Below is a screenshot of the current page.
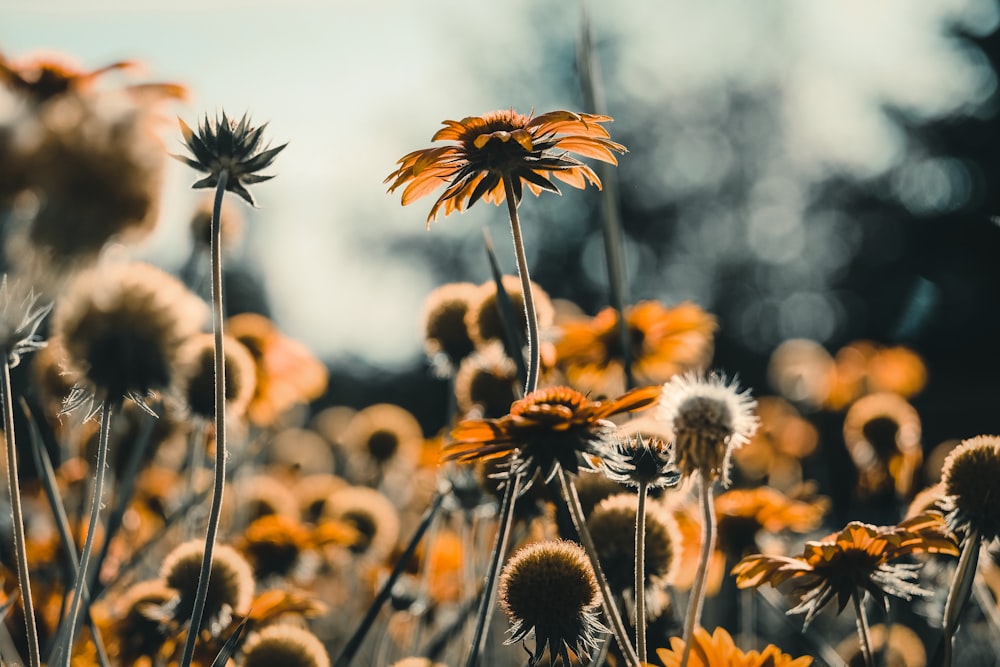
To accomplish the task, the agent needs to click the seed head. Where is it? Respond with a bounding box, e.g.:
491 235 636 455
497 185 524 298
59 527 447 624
941 435 1000 540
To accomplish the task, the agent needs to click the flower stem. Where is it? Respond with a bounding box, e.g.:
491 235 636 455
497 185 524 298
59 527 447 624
634 481 648 663
179 169 229 667
463 472 521 667
851 589 875 667
502 178 540 395
61 395 115 667
557 466 640 667
2 358 40 667
680 476 716 667
940 527 981 667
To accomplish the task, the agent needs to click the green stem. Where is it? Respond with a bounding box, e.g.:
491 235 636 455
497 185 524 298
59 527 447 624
557 466 640 667
941 527 981 667
634 481 648 663
463 472 521 667
852 590 874 667
680 476 716 667
179 169 229 667
3 359 39 667
61 396 115 667
502 178 539 395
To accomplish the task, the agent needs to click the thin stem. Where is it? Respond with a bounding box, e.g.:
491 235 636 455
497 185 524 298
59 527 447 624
333 489 447 667
634 481 648 663
557 466 640 667
852 590 875 667
3 359 40 667
179 169 229 667
680 476 716 667
502 178 539 395
940 527 981 667
61 396 115 667
463 472 521 667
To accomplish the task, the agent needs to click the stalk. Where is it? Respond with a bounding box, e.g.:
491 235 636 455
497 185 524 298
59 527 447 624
634 480 648 663
502 178 539 395
680 476 716 667
557 467 640 667
851 589 874 667
179 169 230 667
60 396 115 667
940 527 981 667
2 358 40 667
463 472 521 667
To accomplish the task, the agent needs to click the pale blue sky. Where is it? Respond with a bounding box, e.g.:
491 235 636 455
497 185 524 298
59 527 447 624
3 0 997 367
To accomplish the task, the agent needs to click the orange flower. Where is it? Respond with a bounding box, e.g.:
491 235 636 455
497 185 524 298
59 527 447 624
715 486 828 559
555 300 716 397
385 109 625 224
227 313 328 427
732 513 959 626
656 626 812 667
446 384 660 485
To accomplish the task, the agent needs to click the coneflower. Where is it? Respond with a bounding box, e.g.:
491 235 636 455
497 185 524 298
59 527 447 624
241 624 330 667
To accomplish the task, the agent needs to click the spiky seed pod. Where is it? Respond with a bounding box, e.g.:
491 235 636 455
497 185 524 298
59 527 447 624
602 431 680 490
498 539 606 665
54 261 207 406
940 435 1000 540
174 111 287 206
240 624 330 667
158 539 254 638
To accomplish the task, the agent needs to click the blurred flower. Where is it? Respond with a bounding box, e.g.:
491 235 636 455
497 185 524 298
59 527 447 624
658 372 759 486
420 281 478 377
732 514 959 626
422 529 464 605
227 313 328 427
322 485 400 563
466 275 555 352
447 384 661 488
340 402 423 487
0 275 51 367
238 514 311 580
453 341 519 419
656 626 812 667
732 396 818 490
714 486 828 560
385 109 625 224
240 624 330 667
229 473 300 525
940 435 1000 541
498 539 605 665
54 261 207 408
174 111 287 206
842 392 922 500
156 540 255 639
109 579 174 666
188 193 246 250
390 659 447 667
836 623 926 667
825 341 927 410
178 332 257 421
767 338 836 408
266 427 336 477
555 300 717 398
602 431 679 490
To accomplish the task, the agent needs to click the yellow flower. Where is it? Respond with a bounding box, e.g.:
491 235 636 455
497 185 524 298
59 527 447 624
656 626 812 667
386 109 625 224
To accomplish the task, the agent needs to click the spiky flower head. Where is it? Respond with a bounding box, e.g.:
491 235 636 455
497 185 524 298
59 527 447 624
602 429 680 490
499 539 606 665
174 111 286 206
241 624 330 667
940 435 1000 541
0 275 51 368
658 372 759 486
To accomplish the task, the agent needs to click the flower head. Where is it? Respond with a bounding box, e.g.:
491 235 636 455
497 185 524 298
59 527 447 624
178 332 257 420
0 275 51 367
453 342 519 419
322 485 400 562
940 435 1000 541
602 430 680 490
499 539 606 665
656 626 812 667
446 384 661 489
732 514 960 626
174 111 287 206
658 372 759 486
714 486 828 560
386 109 625 225
842 392 922 500
241 624 330 667
420 281 478 376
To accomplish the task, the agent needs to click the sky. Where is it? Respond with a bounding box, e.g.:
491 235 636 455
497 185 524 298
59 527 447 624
2 0 997 369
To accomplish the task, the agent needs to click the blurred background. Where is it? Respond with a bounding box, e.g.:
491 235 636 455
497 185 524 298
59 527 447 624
4 0 1000 478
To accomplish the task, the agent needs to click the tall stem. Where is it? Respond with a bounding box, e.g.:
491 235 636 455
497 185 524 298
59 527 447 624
502 178 539 395
463 472 521 667
680 476 716 667
940 527 981 667
3 358 40 667
851 590 874 667
634 481 648 663
557 467 640 667
61 396 114 667
179 169 229 667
